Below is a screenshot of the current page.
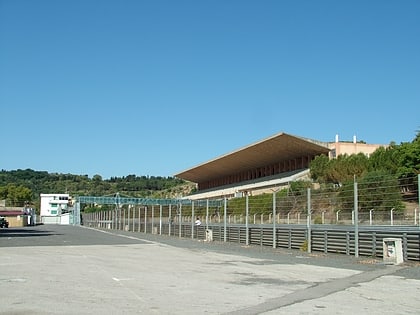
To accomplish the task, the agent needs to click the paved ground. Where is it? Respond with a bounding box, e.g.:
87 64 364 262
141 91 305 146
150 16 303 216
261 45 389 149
1 224 419 314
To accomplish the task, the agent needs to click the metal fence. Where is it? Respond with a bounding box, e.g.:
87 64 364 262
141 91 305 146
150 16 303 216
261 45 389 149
82 209 420 262
81 174 420 261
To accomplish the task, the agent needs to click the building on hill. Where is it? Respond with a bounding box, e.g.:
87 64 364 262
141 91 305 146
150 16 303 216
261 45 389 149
327 134 386 159
174 132 387 200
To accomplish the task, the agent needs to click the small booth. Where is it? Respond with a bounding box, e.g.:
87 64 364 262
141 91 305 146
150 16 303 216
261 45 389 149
383 238 404 265
205 229 213 242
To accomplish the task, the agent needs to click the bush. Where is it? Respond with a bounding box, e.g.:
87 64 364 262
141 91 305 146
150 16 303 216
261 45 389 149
314 216 323 224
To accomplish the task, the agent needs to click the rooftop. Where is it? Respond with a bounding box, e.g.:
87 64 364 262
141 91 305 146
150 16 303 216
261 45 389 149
175 132 330 183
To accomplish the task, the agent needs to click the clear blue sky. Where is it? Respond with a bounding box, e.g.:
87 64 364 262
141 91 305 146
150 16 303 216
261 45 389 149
1 0 419 179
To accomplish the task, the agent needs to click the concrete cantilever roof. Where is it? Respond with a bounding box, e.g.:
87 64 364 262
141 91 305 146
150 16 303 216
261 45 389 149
174 132 330 184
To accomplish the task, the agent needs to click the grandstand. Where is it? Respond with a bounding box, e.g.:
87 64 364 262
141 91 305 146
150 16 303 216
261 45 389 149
175 132 386 200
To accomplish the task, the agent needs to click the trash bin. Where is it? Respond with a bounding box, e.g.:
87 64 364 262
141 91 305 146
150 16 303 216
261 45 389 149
383 238 403 265
205 229 213 242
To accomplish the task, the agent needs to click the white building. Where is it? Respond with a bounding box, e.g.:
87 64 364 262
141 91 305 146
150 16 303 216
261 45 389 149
40 193 71 224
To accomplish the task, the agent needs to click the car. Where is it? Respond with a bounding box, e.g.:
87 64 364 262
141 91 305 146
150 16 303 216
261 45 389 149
0 217 9 228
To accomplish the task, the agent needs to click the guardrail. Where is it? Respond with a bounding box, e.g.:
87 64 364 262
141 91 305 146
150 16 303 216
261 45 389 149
83 212 420 261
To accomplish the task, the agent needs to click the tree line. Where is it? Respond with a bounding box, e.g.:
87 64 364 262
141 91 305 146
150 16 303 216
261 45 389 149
310 132 420 185
0 170 189 209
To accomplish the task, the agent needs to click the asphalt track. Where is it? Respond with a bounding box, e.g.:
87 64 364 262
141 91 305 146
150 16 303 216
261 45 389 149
1 224 419 314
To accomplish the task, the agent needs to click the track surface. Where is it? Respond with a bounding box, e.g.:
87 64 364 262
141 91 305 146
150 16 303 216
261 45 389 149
1 224 419 314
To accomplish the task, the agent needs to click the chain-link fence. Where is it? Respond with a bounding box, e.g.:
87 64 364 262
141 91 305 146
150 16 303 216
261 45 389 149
82 175 420 261
225 174 420 226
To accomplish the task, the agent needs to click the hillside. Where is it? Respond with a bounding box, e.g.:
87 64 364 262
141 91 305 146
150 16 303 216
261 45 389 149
0 169 195 207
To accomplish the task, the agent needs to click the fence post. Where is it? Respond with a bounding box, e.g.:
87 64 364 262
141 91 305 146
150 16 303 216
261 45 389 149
116 208 120 230
418 174 420 225
346 231 350 255
127 206 130 231
403 233 408 261
372 232 377 257
272 191 276 248
246 193 249 246
123 208 126 231
138 206 141 232
391 208 394 226
178 203 182 238
117 208 121 230
159 205 163 235
113 210 115 229
206 199 209 230
131 206 135 231
191 201 195 239
144 206 147 234
151 205 155 234
324 230 328 254
307 188 311 253
354 176 359 258
168 204 172 236
110 209 113 229
223 197 227 242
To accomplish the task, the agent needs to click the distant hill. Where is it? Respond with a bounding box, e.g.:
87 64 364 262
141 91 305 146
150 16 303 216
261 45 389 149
0 169 195 207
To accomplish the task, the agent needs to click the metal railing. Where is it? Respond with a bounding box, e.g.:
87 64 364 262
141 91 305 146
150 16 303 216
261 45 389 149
81 174 420 261
83 211 420 262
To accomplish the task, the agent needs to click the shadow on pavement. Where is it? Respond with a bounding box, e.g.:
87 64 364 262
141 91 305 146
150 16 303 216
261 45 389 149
0 227 60 238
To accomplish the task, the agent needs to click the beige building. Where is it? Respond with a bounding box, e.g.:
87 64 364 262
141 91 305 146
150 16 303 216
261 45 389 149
327 134 387 159
0 206 31 227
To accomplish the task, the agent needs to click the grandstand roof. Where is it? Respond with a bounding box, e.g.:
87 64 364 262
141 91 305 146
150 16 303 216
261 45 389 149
175 132 330 183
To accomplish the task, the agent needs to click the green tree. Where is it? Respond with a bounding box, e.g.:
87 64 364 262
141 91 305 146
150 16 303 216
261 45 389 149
368 145 399 174
337 172 403 214
310 155 329 183
395 141 420 178
310 153 369 185
0 184 33 206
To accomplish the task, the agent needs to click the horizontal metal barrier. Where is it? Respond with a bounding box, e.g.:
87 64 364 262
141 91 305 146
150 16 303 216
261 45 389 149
83 212 420 261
